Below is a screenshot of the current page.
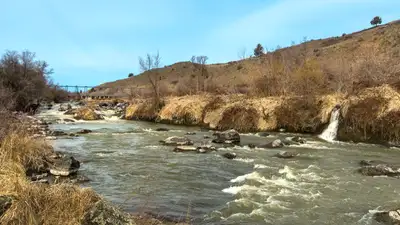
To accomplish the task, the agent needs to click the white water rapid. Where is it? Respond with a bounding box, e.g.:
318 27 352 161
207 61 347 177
319 108 340 142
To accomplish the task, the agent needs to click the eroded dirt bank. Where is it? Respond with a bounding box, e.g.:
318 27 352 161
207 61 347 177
124 85 400 146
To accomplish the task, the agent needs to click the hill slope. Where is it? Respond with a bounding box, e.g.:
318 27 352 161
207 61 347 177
91 20 400 97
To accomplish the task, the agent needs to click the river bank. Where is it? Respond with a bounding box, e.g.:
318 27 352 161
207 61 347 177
0 112 190 225
122 85 400 147
27 95 400 225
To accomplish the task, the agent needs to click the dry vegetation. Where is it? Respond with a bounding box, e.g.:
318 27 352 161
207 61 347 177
0 129 100 225
92 20 400 99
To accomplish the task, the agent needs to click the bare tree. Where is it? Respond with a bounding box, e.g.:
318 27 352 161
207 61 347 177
190 55 208 93
237 47 247 60
139 51 162 108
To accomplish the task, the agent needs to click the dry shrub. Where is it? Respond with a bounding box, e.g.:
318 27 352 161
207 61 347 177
126 99 165 121
291 59 328 96
175 79 196 96
0 173 99 225
216 105 259 132
254 76 283 96
338 96 392 143
0 130 52 171
275 96 324 133
0 132 100 225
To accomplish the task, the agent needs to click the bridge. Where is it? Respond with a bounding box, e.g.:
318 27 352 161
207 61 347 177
58 85 119 100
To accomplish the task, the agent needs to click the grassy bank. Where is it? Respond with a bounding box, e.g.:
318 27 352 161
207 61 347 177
125 85 400 145
0 125 189 224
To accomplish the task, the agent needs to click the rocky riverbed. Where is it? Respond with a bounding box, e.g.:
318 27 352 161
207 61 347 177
25 101 400 225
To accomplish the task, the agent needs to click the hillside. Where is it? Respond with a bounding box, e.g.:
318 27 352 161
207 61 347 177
90 20 400 97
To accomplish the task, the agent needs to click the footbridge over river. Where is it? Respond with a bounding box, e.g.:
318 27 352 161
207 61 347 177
59 85 122 100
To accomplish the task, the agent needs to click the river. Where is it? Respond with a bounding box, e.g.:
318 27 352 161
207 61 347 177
37 104 400 225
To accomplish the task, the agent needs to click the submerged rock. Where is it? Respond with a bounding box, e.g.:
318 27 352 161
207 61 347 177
186 132 196 135
375 209 400 225
222 152 237 159
173 146 197 152
64 108 78 115
197 144 217 153
160 136 194 146
77 129 93 134
48 130 68 136
82 200 135 225
155 128 169 132
257 132 270 137
275 151 298 159
291 136 306 144
63 118 76 123
49 156 80 176
358 165 400 177
259 139 284 149
212 129 240 144
358 160 400 177
58 103 72 112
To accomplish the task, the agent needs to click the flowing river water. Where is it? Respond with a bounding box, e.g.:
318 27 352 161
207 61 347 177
37 104 400 225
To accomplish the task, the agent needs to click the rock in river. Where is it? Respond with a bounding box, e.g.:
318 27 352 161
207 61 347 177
275 151 298 159
160 136 194 146
82 200 135 225
49 156 80 176
222 152 237 159
212 129 240 144
358 160 400 177
77 129 93 134
173 146 197 152
375 209 400 225
155 128 169 132
259 139 284 149
58 103 72 112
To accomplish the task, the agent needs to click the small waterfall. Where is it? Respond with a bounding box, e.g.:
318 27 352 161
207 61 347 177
319 108 340 142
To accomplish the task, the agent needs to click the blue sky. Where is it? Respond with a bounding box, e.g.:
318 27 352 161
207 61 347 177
1 0 399 86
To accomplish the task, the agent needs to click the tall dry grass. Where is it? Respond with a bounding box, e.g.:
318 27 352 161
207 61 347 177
0 131 100 225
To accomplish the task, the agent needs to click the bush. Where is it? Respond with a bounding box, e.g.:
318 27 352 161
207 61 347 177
275 96 324 133
217 105 259 132
0 50 54 111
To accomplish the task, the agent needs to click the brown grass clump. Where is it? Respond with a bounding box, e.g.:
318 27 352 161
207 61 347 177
0 132 101 225
338 85 400 144
0 130 52 171
216 105 259 132
275 96 324 133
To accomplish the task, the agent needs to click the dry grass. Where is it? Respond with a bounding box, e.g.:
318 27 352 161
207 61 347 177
275 96 325 133
216 105 259 132
0 131 100 225
0 130 52 171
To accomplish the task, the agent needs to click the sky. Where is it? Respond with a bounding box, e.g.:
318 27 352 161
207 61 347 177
1 0 399 86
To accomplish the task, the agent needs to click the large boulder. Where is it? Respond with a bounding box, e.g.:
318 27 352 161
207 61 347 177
49 156 80 176
160 136 193 146
74 107 103 120
212 129 240 144
358 165 400 177
82 200 136 225
59 103 72 112
375 209 400 225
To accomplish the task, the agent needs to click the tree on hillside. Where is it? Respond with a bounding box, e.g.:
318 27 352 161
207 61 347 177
138 51 162 108
190 55 209 93
128 73 134 77
370 16 382 26
254 44 265 57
